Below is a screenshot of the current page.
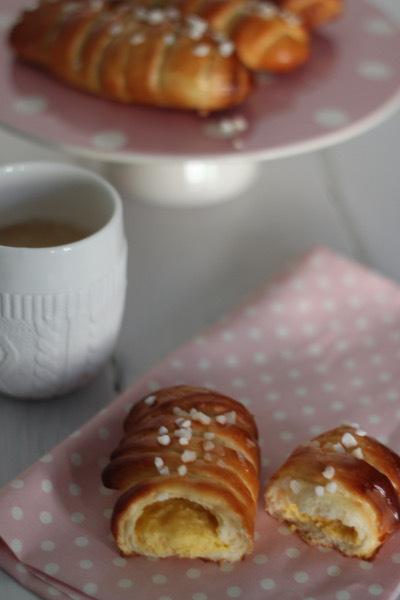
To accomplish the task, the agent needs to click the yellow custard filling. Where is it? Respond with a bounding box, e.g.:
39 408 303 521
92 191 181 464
136 498 228 557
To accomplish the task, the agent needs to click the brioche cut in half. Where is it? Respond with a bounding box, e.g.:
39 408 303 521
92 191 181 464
265 424 400 559
102 385 260 562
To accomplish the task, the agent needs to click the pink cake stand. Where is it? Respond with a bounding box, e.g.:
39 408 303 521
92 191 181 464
1 0 400 205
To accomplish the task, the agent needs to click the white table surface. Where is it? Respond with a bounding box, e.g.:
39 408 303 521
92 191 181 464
1 1 400 598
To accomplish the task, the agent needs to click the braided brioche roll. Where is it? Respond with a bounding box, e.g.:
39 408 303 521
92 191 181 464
102 385 260 562
265 424 400 559
276 0 343 29
9 0 251 111
126 0 311 73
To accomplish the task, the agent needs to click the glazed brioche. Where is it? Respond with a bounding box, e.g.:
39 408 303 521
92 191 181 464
9 0 251 111
102 385 260 562
127 0 311 73
276 0 343 29
265 425 400 559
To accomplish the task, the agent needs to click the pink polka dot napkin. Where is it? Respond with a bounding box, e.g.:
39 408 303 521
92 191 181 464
1 247 400 600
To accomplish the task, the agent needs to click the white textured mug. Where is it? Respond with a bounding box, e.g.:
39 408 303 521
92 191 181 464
0 162 127 399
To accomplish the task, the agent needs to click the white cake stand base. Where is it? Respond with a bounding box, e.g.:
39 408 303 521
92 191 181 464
79 159 259 207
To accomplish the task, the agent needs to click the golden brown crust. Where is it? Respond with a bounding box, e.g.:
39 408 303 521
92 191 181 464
264 425 400 559
9 1 252 111
276 0 344 29
103 385 260 561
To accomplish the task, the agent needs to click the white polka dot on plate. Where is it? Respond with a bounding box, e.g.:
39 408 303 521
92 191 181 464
302 405 315 415
41 540 55 552
359 560 373 570
0 12 14 29
225 355 239 368
39 511 53 524
47 587 61 597
41 480 53 493
13 96 48 115
10 539 23 553
198 358 211 370
83 583 98 595
103 508 113 519
74 536 89 547
336 592 351 600
70 452 82 466
315 108 349 128
273 410 286 421
10 479 24 489
327 565 341 577
391 553 400 564
294 571 309 583
113 557 127 567
69 483 81 496
152 574 167 584
79 560 93 570
44 563 60 576
220 562 235 572
118 578 133 588
192 594 208 600
279 431 294 442
260 578 275 590
186 568 201 579
16 564 27 574
92 130 127 151
358 61 393 81
11 506 23 520
286 547 300 558
278 525 291 536
227 586 242 598
71 512 85 524
364 17 394 35
368 584 383 596
253 553 268 564
368 415 381 425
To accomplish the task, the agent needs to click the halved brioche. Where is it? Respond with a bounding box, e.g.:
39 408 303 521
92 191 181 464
103 385 260 562
265 425 400 559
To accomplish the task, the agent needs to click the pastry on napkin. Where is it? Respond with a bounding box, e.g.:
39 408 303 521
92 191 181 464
1 248 400 600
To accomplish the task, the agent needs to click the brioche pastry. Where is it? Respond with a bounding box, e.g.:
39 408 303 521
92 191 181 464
9 0 252 111
265 424 400 559
102 385 260 562
276 0 343 29
124 0 311 73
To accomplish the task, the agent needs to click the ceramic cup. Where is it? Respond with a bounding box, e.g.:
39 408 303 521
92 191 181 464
0 162 127 399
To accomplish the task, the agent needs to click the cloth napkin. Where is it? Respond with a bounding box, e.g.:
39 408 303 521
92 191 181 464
1 247 400 600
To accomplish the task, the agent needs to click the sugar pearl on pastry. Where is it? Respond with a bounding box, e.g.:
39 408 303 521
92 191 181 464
204 432 215 440
315 485 325 497
144 394 156 406
110 23 123 35
216 415 227 425
164 33 176 46
333 443 345 453
352 447 364 459
193 44 210 57
181 450 197 463
356 429 367 437
178 465 188 476
182 419 192 428
190 409 211 425
204 453 213 461
158 426 168 435
179 437 189 446
281 10 301 26
154 457 164 468
326 481 338 493
322 466 335 480
159 465 170 475
289 479 302 495
157 434 171 446
165 6 180 20
203 441 215 451
219 40 234 57
225 411 237 425
147 9 165 24
341 432 357 448
217 459 226 467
